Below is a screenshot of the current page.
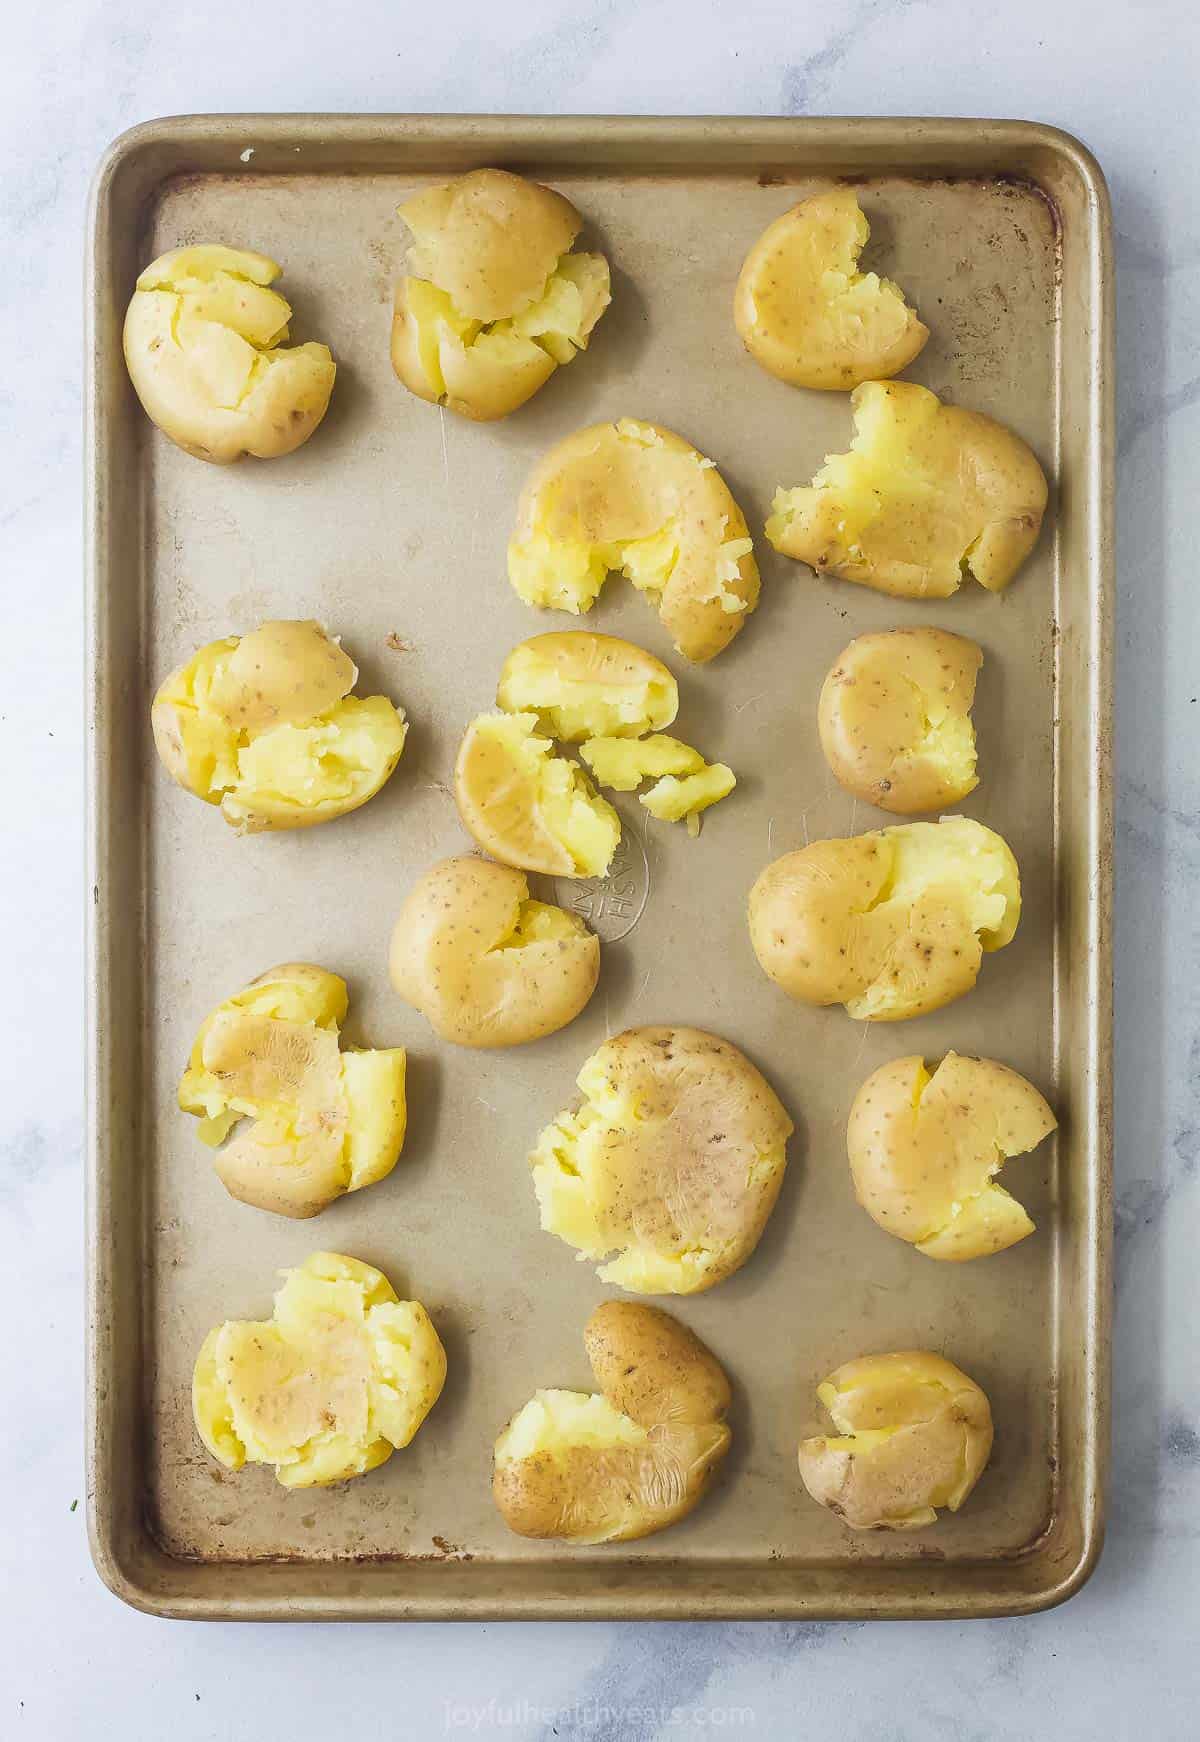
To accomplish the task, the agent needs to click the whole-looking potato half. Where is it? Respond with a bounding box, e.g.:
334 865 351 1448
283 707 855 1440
797 1350 994 1530
766 380 1048 598
734 188 928 390
178 963 408 1218
530 1026 793 1293
848 1052 1057 1260
150 619 408 833
507 418 760 663
123 244 336 463
817 627 983 814
389 855 600 1048
747 814 1021 1021
493 1300 732 1543
193 1251 446 1488
391 168 611 421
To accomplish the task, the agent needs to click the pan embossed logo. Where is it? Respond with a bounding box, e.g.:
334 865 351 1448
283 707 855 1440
555 831 649 942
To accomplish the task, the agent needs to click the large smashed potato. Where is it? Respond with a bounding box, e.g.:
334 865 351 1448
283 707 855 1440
193 1251 445 1488
179 963 407 1219
123 245 335 464
507 419 759 663
734 189 928 390
767 381 1048 598
391 168 610 421
389 856 599 1048
151 620 408 833
530 1026 793 1294
849 1052 1056 1260
748 815 1020 1021
496 632 679 741
454 713 621 878
818 628 983 814
493 1301 731 1543
797 1351 993 1530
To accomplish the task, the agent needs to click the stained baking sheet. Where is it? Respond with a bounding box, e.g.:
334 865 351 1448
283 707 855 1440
86 115 1112 1619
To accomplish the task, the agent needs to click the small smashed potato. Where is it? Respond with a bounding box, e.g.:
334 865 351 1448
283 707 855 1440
748 815 1020 1021
530 1026 793 1294
818 628 983 814
391 168 610 420
193 1251 445 1489
734 189 928 390
179 963 407 1219
580 736 736 836
389 856 599 1048
508 419 759 663
493 1301 731 1542
123 245 335 463
454 713 621 879
766 381 1048 598
496 632 678 741
797 1351 993 1530
151 619 408 833
848 1052 1056 1260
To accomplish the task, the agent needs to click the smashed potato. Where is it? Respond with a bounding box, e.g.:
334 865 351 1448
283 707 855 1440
151 620 408 833
123 245 335 463
579 736 736 836
530 1026 792 1294
748 815 1020 1021
848 1052 1056 1261
734 189 928 390
391 168 610 420
453 713 621 879
389 856 599 1048
818 628 983 814
508 419 759 663
179 963 407 1218
496 632 678 741
766 381 1048 598
797 1351 993 1530
493 1301 731 1542
193 1251 445 1488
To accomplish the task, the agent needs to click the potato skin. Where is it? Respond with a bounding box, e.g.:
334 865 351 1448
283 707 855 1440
817 628 982 814
734 189 928 390
848 1052 1056 1260
508 419 759 663
492 1301 732 1543
389 856 599 1048
798 1351 993 1530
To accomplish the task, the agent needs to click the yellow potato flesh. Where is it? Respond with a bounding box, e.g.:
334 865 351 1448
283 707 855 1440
495 1389 647 1465
152 624 407 833
495 632 679 741
766 381 1048 598
579 734 706 791
640 763 737 836
734 188 928 390
453 713 621 878
193 1252 446 1488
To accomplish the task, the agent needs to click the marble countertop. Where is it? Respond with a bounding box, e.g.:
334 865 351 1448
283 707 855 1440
2 0 1197 1735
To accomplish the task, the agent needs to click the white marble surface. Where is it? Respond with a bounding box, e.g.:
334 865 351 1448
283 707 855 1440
2 0 1197 1735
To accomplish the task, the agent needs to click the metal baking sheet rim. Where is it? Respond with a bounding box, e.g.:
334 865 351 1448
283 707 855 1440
85 113 1114 1621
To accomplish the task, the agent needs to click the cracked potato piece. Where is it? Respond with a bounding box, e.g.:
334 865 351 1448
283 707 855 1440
391 168 610 420
798 1351 993 1530
734 189 928 390
493 1300 731 1542
508 419 759 663
193 1251 446 1488
766 381 1048 598
496 632 679 742
579 736 736 836
530 1026 793 1294
179 963 407 1218
748 815 1020 1021
151 620 408 833
123 245 335 463
818 627 982 814
848 1052 1056 1260
453 713 621 879
389 855 599 1048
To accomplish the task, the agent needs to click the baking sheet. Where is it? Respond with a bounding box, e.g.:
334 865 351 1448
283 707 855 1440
86 115 1112 1619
